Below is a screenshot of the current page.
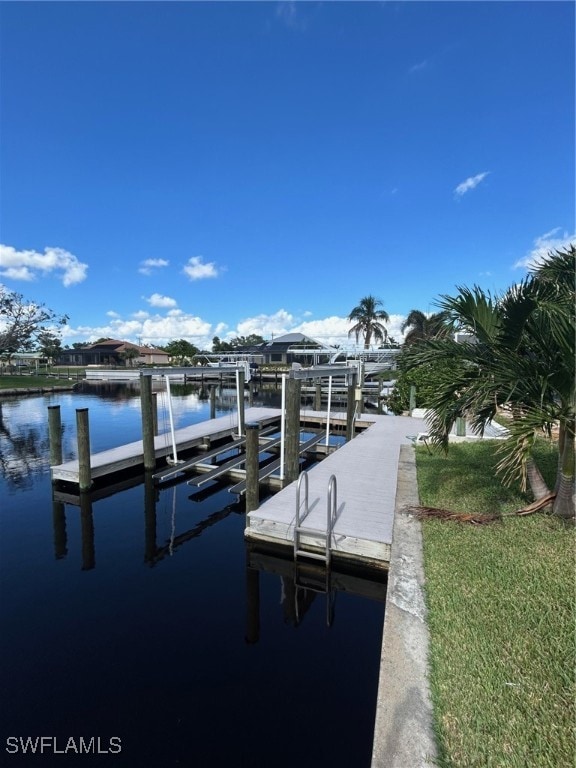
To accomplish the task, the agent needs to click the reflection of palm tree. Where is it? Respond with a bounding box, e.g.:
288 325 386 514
401 309 450 345
348 296 390 349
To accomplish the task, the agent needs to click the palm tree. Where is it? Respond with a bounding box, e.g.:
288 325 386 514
348 295 390 349
403 245 575 518
401 309 451 345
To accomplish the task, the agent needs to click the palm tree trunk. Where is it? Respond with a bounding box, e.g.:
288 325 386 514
526 457 552 500
553 417 575 519
554 422 565 494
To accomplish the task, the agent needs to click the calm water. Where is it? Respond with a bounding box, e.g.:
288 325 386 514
0 383 385 767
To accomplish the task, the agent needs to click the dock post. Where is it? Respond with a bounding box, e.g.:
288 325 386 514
285 377 301 483
76 408 92 491
314 381 322 411
140 374 156 471
210 384 217 419
245 422 260 514
48 405 63 466
79 491 95 570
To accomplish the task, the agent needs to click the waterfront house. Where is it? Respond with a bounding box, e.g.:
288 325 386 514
57 340 170 367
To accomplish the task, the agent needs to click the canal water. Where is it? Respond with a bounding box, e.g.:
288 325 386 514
0 383 386 767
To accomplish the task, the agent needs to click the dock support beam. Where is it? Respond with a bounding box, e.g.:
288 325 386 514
76 408 92 491
140 375 156 471
48 405 62 467
285 377 301 483
245 422 260 514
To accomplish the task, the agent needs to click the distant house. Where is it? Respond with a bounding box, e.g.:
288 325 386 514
259 333 336 366
57 340 170 367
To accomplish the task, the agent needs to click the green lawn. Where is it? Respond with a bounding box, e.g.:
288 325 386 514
0 372 80 389
415 441 575 768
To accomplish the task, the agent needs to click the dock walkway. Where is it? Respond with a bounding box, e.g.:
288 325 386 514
245 413 426 566
51 407 283 484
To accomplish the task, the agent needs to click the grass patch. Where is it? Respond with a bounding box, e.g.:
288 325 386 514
416 441 575 768
0 374 78 389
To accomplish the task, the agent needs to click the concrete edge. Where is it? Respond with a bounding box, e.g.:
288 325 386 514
371 444 438 767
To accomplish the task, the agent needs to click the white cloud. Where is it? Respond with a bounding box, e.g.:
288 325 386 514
132 310 149 320
0 244 88 286
63 311 213 349
409 60 428 74
514 228 576 270
106 311 120 318
454 172 490 197
182 256 219 281
293 313 407 348
236 310 295 339
276 1 306 30
138 258 169 275
145 293 177 308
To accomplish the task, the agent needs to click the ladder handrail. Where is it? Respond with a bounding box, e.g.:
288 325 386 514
294 471 337 567
326 474 337 566
294 471 309 558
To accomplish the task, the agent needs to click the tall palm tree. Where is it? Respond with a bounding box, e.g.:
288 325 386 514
401 309 451 345
348 295 390 349
403 245 575 518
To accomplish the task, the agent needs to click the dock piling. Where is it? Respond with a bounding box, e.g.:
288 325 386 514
140 375 156 471
245 422 260 514
48 405 63 466
285 377 301 482
76 408 92 491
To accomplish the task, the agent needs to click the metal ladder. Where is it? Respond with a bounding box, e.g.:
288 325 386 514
294 471 337 567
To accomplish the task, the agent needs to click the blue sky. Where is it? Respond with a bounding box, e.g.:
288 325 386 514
1 1 574 350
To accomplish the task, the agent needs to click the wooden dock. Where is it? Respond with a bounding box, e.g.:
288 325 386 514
245 413 427 567
50 407 283 484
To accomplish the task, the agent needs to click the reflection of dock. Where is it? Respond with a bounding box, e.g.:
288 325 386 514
245 544 387 641
245 414 426 567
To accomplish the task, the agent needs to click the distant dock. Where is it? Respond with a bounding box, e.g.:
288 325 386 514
50 407 283 484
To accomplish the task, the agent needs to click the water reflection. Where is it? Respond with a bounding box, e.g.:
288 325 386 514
0 401 51 490
1 383 384 768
